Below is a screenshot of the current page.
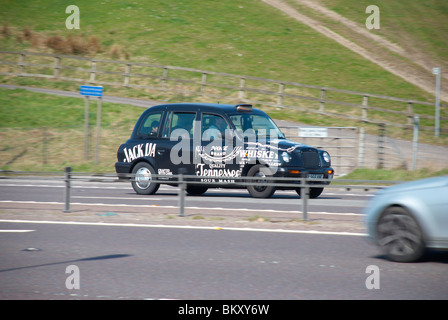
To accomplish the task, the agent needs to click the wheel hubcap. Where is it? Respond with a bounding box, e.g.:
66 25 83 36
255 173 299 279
135 167 152 189
254 171 267 192
377 213 422 257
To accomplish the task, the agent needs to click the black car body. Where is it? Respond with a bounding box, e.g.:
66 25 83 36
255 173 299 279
115 103 334 198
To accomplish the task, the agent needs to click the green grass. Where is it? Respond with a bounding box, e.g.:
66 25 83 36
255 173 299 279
0 88 145 172
0 0 438 100
339 168 448 181
320 0 448 67
1 1 447 173
1 0 446 144
0 88 142 129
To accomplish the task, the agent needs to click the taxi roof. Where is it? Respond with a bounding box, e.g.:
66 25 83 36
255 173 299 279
145 103 262 114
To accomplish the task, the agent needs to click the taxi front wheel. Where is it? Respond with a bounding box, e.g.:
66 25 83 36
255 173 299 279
246 164 276 198
296 187 324 199
131 162 160 195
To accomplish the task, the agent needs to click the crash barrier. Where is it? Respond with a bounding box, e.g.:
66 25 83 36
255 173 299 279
0 168 402 221
1 50 447 133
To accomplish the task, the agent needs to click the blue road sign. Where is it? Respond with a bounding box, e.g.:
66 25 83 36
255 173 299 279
80 85 103 97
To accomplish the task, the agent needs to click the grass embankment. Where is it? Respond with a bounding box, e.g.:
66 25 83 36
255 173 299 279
318 0 448 68
1 0 446 138
0 0 437 97
339 168 448 182
0 88 143 172
1 1 447 173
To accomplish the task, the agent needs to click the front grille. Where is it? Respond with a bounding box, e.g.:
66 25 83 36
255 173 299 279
302 150 321 168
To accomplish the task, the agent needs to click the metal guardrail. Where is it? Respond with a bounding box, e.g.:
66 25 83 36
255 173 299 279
0 169 401 221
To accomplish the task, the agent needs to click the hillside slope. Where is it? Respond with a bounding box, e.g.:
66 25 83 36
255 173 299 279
264 0 448 101
0 0 442 102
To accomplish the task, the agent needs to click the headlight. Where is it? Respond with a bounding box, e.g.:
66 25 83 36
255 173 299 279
281 152 291 163
323 152 330 163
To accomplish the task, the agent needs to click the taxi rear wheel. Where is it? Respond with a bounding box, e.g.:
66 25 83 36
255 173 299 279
186 185 208 195
131 162 160 195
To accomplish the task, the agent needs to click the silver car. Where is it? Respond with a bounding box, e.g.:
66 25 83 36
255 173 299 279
364 175 448 262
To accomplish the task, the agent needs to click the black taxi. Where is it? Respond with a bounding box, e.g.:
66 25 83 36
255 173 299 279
115 103 334 198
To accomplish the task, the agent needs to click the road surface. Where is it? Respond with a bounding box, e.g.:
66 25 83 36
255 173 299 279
1 178 447 301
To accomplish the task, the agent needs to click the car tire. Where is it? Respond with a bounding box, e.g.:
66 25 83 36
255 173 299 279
376 206 425 262
186 185 208 196
131 162 160 195
246 164 276 198
295 187 324 199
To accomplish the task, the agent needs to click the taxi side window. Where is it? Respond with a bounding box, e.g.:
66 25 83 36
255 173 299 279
202 114 229 140
162 112 196 138
137 112 162 139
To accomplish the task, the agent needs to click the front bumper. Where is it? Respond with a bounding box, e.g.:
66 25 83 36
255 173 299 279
273 166 334 183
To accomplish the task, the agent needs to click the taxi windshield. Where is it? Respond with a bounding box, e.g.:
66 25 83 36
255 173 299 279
229 113 285 139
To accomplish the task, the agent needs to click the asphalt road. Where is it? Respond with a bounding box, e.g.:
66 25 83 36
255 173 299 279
1 178 448 301
0 220 447 301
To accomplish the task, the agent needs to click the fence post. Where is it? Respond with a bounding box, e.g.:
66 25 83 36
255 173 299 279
19 52 25 75
407 102 414 125
238 77 246 101
362 96 369 121
412 115 419 170
89 60 97 83
161 67 169 90
63 167 72 213
95 97 102 164
53 56 61 79
319 89 326 113
42 126 48 165
358 127 365 168
377 123 385 169
201 72 207 96
277 83 284 108
124 63 131 87
84 96 90 160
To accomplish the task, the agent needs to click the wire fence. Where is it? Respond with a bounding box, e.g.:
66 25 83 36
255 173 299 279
1 50 447 133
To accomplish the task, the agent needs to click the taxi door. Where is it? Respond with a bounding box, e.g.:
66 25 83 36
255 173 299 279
196 112 242 183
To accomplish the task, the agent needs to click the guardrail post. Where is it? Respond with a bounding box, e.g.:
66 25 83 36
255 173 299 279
301 179 309 221
63 167 72 213
178 170 186 217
